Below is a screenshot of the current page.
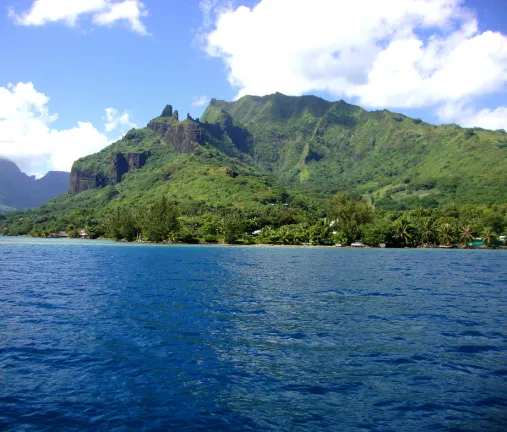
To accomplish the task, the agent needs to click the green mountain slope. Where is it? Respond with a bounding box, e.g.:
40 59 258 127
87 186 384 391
4 92 507 235
201 93 507 207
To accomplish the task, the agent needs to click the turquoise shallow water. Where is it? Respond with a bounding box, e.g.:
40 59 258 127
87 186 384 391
1 237 507 431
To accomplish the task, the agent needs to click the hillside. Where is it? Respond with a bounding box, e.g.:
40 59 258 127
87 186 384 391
201 93 507 208
2 94 507 240
0 158 70 212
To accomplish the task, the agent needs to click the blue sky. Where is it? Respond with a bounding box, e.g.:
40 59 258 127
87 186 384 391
0 0 506 176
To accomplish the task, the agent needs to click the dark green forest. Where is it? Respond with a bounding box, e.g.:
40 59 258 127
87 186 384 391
3 193 506 247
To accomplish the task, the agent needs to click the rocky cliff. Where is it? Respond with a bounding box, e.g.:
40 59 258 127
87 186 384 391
70 151 148 194
147 119 203 153
69 168 108 194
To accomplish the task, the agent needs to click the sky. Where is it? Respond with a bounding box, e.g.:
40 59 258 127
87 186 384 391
0 0 506 177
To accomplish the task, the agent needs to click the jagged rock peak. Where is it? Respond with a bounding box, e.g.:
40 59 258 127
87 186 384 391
161 105 173 117
173 110 179 121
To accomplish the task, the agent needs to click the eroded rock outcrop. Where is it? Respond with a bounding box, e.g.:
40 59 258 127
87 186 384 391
69 169 108 194
110 152 129 184
148 119 203 153
225 167 238 178
70 151 148 194
128 152 147 170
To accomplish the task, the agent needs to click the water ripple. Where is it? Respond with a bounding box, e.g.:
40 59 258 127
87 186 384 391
1 238 507 431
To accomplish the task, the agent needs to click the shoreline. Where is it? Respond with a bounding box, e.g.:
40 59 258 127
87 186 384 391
1 235 506 250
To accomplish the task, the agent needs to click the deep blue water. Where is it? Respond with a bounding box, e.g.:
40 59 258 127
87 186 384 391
1 237 507 431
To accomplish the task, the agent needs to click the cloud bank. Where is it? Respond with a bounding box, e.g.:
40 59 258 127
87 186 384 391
202 0 507 130
0 82 135 177
9 0 148 35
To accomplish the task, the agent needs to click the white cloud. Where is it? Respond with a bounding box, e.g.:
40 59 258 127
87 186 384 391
202 0 507 130
438 103 507 131
9 0 148 35
192 95 210 107
0 82 132 177
104 107 136 133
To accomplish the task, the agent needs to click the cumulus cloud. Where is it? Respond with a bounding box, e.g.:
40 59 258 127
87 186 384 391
202 0 507 129
9 0 148 35
0 82 134 177
192 95 210 107
438 103 507 131
104 108 136 133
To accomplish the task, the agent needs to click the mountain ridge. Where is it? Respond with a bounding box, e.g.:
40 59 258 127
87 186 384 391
4 92 507 225
0 158 70 212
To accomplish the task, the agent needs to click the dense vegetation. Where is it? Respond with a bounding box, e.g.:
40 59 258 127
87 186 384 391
203 94 507 207
2 93 506 246
2 193 506 247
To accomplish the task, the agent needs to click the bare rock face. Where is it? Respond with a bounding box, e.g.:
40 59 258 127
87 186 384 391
69 169 107 194
110 152 129 184
148 119 203 153
111 152 149 183
161 105 173 117
70 151 148 194
225 167 239 178
127 152 147 170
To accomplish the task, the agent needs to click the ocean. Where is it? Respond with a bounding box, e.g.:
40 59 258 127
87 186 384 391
1 237 506 431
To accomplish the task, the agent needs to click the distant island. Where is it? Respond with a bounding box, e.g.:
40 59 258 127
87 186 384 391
1 93 506 247
0 158 69 212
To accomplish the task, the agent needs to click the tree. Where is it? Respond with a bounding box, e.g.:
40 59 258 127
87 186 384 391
106 206 137 241
362 217 392 246
393 218 413 246
258 226 277 244
482 228 497 247
68 228 80 238
458 224 474 245
142 197 179 242
309 219 334 245
327 192 372 244
85 222 104 239
419 218 436 244
220 213 244 244
439 222 455 245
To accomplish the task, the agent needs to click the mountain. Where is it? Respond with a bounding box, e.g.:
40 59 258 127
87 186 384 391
201 93 507 206
0 158 70 212
6 93 507 223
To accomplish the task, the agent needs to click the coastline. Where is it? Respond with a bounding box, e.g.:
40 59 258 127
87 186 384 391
1 235 505 250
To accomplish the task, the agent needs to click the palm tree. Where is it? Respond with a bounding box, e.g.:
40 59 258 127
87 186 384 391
420 218 436 244
458 224 474 246
439 223 454 245
394 218 413 246
482 228 497 248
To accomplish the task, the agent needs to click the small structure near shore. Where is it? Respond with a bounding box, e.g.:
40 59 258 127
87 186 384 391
47 231 68 238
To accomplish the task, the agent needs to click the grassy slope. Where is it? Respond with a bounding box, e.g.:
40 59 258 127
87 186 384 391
203 93 507 207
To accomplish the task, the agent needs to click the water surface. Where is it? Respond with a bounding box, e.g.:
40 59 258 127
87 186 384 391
1 238 506 431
